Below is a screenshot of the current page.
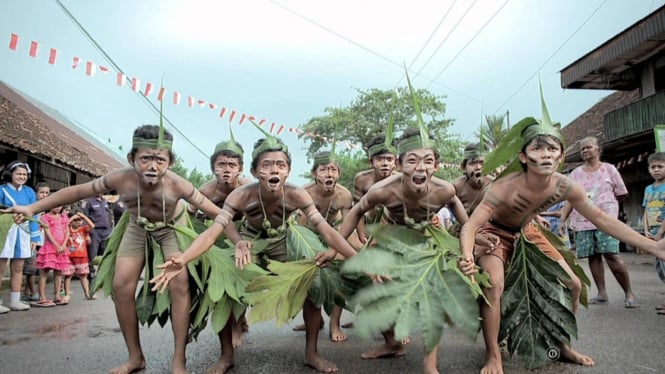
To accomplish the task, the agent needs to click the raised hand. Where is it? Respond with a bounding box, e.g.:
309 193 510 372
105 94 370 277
150 255 187 293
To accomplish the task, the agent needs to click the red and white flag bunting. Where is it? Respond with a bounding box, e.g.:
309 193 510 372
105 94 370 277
144 82 153 96
130 78 140 92
85 61 96 77
9 33 18 50
29 41 38 58
116 72 125 86
6 32 342 146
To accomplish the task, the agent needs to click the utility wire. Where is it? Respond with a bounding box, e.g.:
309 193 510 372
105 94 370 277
269 0 499 109
54 0 208 159
426 0 511 89
394 0 458 88
414 0 478 79
493 0 608 114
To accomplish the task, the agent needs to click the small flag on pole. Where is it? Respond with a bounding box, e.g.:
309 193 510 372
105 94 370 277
276 125 285 135
187 96 194 107
219 107 226 119
157 87 166 101
173 91 182 105
229 110 236 123
72 56 81 69
116 72 125 86
238 114 246 125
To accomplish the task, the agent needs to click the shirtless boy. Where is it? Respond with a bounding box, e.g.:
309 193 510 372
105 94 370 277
188 140 253 364
151 137 358 373
339 128 468 373
452 143 493 214
299 151 354 342
353 134 397 243
459 120 665 374
6 125 223 374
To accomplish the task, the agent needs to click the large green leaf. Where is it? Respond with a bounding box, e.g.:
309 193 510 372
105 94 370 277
92 211 130 296
285 223 344 314
0 214 15 248
500 233 578 369
245 259 318 326
342 223 487 353
482 116 538 177
537 225 591 308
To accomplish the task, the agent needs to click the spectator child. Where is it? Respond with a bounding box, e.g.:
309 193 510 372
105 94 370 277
22 182 49 302
67 209 96 300
642 152 665 315
35 206 70 307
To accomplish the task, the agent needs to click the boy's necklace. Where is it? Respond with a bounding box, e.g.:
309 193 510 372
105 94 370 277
258 185 286 237
401 176 430 230
136 182 167 231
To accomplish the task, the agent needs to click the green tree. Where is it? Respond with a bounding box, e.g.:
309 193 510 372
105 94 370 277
476 113 508 150
170 156 212 189
299 86 464 184
299 149 367 192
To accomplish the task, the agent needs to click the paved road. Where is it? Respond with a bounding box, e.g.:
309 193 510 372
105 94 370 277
1 253 664 374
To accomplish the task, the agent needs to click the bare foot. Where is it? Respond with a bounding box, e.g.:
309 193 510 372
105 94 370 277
560 345 594 366
480 355 503 374
401 336 411 345
305 353 338 373
361 342 406 359
423 355 439 374
206 357 234 374
329 325 347 342
109 358 146 374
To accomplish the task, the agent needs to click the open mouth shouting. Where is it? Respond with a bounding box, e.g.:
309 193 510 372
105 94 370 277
411 174 428 189
267 176 282 190
143 172 160 185
323 179 335 190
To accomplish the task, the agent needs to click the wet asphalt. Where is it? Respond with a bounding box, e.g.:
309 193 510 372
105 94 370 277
1 252 664 374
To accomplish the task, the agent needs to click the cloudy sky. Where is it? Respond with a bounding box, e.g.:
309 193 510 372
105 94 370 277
1 0 663 183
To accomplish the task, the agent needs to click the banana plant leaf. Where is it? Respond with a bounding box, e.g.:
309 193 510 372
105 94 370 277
536 224 591 308
245 259 319 326
341 223 489 353
499 232 577 369
92 211 130 296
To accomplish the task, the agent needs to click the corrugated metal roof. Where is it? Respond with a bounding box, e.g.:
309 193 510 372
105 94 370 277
0 81 125 176
561 4 665 90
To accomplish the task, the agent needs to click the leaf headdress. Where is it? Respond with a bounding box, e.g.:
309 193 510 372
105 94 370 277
249 119 289 162
212 122 244 158
397 70 434 156
482 80 564 178
132 85 173 151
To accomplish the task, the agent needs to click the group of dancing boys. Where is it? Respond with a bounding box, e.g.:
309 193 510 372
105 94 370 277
5 106 665 374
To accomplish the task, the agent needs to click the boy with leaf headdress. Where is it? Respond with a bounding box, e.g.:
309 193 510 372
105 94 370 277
339 124 472 373
452 143 494 215
5 123 223 374
151 132 358 373
458 86 665 373
353 133 397 243
297 148 355 342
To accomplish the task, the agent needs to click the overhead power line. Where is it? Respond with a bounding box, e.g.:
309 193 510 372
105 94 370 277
269 0 499 109
493 0 608 114
54 0 207 160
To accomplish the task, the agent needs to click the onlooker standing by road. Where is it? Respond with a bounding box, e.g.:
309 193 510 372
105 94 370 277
35 206 70 306
22 182 50 302
641 152 665 314
0 161 41 313
81 194 112 279
561 136 638 308
66 209 96 300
